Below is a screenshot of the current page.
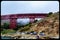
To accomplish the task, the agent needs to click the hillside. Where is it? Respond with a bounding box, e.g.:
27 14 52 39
16 12 59 37
29 12 59 37
18 12 59 38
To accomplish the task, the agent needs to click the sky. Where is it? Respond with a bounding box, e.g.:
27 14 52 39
1 1 59 15
1 1 59 25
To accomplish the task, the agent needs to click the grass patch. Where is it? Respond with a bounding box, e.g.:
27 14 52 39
1 29 16 34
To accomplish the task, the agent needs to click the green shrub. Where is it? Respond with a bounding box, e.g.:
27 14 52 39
30 31 34 33
3 23 9 29
1 29 16 34
19 26 30 32
49 12 53 15
47 12 53 17
34 20 38 23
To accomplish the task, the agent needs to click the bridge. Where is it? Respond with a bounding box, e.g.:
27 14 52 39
1 13 48 29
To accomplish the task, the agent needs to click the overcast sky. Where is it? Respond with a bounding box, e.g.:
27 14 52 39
1 1 59 15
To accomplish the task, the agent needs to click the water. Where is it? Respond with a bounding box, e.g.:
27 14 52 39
1 32 22 39
1 36 12 39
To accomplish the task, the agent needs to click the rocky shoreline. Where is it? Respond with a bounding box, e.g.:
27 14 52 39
1 32 59 39
1 34 36 39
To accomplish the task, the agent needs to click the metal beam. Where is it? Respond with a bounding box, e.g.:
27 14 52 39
1 13 48 29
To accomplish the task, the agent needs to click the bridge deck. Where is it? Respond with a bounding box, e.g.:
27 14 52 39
1 14 48 20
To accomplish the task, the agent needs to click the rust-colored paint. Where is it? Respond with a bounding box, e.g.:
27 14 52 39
1 13 48 29
9 18 17 29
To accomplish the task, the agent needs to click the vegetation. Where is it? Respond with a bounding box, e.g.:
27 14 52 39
17 22 32 32
1 29 16 34
47 12 53 17
14 22 31 31
1 23 9 29
27 12 59 37
1 12 59 39
20 27 30 32
34 20 38 23
1 23 10 31
30 31 34 33
18 20 38 32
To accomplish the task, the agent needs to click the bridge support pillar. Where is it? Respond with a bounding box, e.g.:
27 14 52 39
29 18 35 23
9 18 17 29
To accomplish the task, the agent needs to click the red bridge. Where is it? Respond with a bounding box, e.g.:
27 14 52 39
1 13 48 29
